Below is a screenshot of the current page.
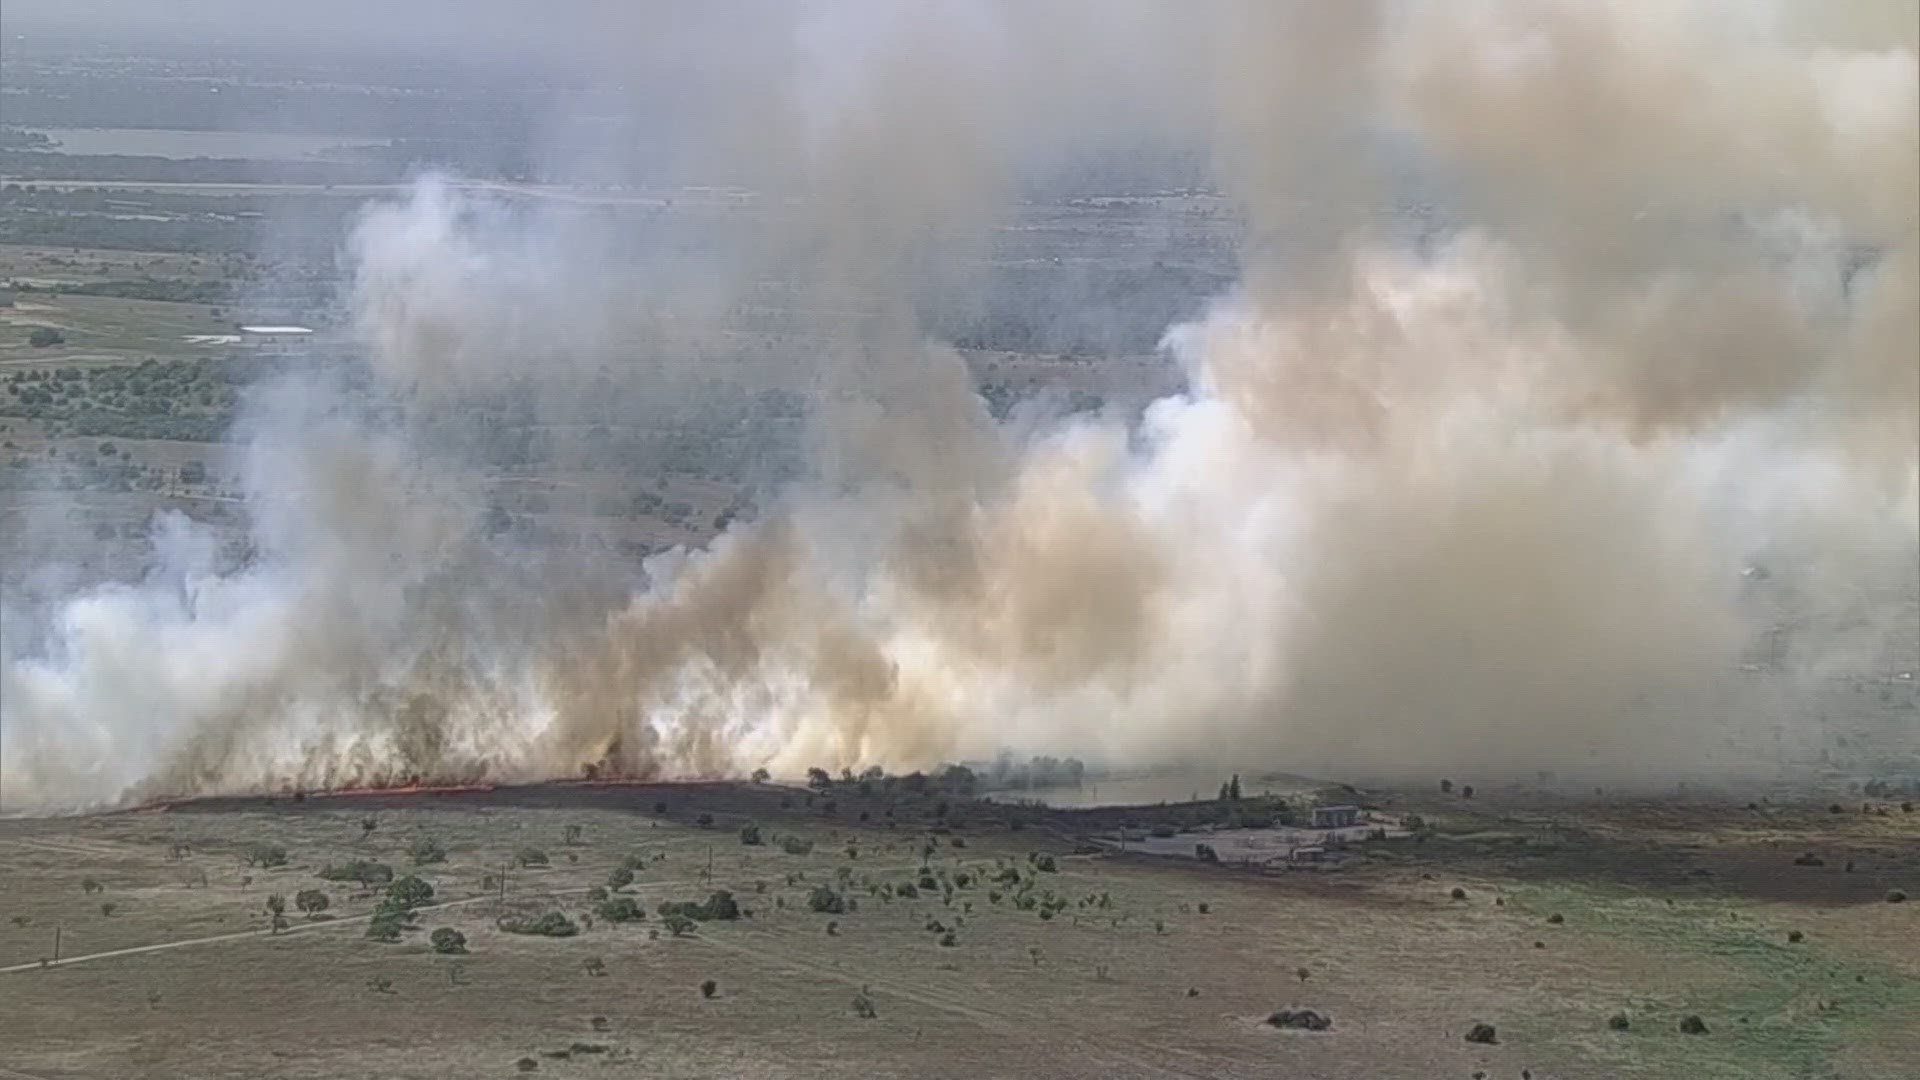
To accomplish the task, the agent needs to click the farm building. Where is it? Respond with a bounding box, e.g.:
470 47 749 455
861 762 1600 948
238 325 315 349
1310 805 1360 829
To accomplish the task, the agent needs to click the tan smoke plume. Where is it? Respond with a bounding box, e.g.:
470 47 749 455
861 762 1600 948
2 1 1914 810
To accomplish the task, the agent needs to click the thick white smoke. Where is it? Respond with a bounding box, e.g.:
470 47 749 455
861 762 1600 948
2 1 1914 810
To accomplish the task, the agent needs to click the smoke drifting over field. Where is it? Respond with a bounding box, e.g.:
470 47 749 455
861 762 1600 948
3 1 1915 809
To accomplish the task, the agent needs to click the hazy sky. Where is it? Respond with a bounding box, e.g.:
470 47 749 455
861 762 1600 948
3 0 769 58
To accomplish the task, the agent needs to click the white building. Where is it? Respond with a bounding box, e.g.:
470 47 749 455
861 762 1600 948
238 325 315 349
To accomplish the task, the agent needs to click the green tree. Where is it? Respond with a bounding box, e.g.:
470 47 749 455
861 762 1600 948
386 875 434 910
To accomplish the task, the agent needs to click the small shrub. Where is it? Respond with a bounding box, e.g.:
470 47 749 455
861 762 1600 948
1031 853 1058 873
366 913 404 942
700 979 718 999
781 836 814 856
1450 887 1467 901
81 878 103 895
739 824 763 846
1787 930 1804 943
99 902 117 917
295 889 329 917
562 825 583 846
1887 890 1907 904
1197 902 1211 915
826 921 839 936
596 896 645 923
430 927 468 954
319 860 392 885
1194 843 1219 864
246 844 290 869
657 891 740 923
516 1056 539 1072
1607 1012 1631 1031
583 957 607 977
750 767 771 783
1464 1023 1498 1045
1546 913 1565 924
1679 1015 1708 1035
808 885 846 914
852 992 877 1018
664 914 696 936
939 931 957 948
516 848 550 868
1296 966 1311 983
498 912 579 937
607 865 635 891
367 975 395 995
696 813 714 828
409 837 448 865
386 875 435 910
1792 852 1825 867
1266 1008 1332 1031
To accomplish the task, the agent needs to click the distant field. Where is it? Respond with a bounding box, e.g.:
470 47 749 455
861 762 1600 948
0 292 231 363
24 128 380 162
0 781 1913 1079
0 245 241 285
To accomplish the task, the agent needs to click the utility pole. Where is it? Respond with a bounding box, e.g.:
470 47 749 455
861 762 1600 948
704 845 713 884
52 924 62 963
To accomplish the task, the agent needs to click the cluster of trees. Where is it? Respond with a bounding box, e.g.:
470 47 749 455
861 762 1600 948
979 755 1088 791
318 859 394 886
0 128 56 150
49 279 234 304
804 763 986 799
0 207 259 255
3 359 242 442
498 912 579 937
365 875 435 942
0 150 395 186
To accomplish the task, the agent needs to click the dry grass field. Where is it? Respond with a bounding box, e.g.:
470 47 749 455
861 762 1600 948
2 781 1913 1079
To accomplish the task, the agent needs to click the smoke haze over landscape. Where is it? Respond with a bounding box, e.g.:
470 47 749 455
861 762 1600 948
2 1 1915 810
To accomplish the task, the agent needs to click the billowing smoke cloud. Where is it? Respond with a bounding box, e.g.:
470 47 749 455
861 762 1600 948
3 0 1915 810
